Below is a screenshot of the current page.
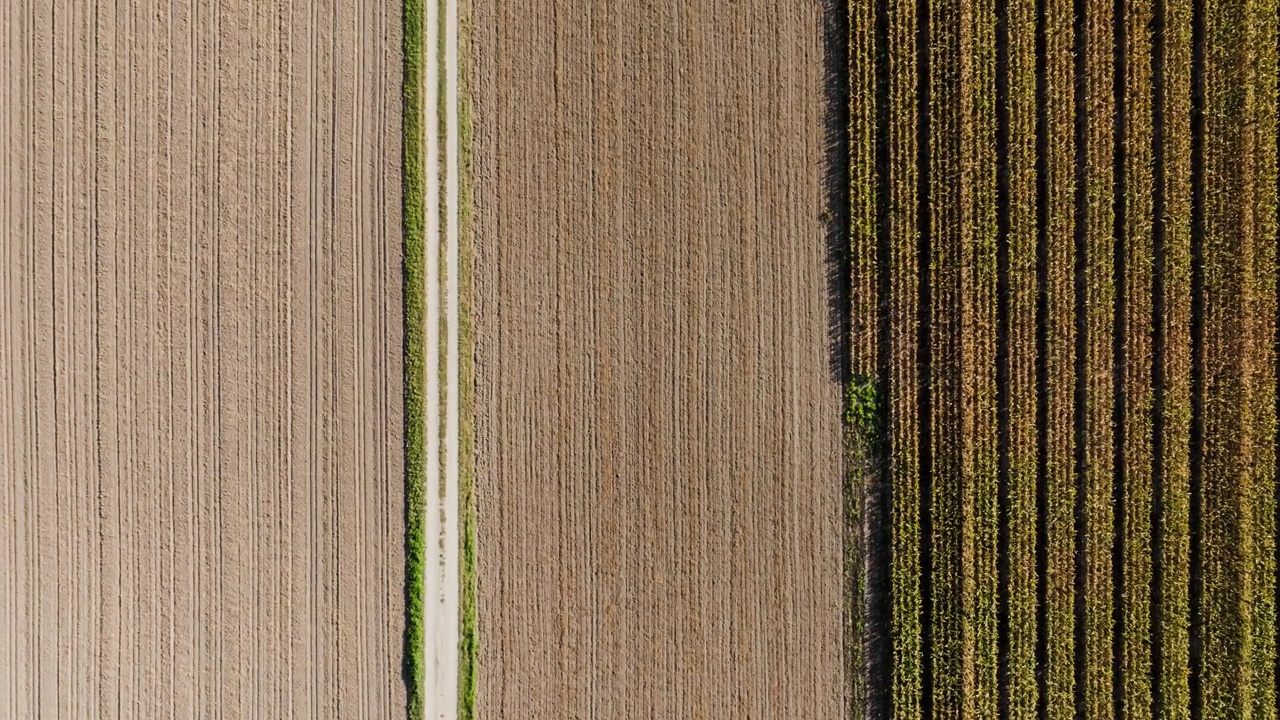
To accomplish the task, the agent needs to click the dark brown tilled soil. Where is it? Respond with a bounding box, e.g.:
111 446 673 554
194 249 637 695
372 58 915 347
471 1 844 716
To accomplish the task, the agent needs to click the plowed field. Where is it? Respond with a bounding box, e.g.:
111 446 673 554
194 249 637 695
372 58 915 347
0 0 406 715
471 0 846 716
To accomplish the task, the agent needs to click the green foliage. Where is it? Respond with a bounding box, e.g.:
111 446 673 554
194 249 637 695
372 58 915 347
845 375 880 453
402 0 427 713
457 0 478 715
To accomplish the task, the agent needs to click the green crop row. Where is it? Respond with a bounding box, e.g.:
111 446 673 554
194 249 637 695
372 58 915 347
1121 0 1156 714
1247 0 1278 715
848 0 880 711
1199 0 1277 715
1155 0 1193 715
886 0 922 713
1082 1 1117 715
1042 0 1078 716
928 0 969 710
967 0 1001 714
1005 0 1040 715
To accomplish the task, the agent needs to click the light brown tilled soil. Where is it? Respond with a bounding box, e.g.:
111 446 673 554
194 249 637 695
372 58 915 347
471 1 844 716
0 0 405 716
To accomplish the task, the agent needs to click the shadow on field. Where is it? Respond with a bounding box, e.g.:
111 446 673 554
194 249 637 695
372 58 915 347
819 1 893 718
820 0 852 389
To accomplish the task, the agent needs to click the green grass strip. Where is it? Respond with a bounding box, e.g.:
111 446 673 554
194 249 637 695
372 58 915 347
402 0 427 711
458 0 478 713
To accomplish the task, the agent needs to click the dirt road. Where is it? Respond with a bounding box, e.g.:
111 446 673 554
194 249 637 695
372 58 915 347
422 0 464 711
472 1 845 716
0 0 406 716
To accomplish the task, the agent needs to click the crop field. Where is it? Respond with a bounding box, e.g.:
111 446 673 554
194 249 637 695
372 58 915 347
848 0 1280 718
6 0 1280 716
0 0 406 715
470 0 845 715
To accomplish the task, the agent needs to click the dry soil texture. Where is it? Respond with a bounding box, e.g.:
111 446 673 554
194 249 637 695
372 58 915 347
0 0 406 716
472 1 844 716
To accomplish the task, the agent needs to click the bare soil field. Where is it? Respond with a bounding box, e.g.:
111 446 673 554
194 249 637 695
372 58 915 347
471 1 845 716
0 0 406 716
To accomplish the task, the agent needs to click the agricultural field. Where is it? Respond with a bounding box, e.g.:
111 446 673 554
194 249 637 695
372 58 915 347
470 0 846 715
0 0 406 715
848 0 1280 718
5 0 1280 716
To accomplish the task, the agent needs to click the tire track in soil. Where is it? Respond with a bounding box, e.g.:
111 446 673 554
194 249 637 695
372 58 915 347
0 0 19 712
2 1 405 715
0 0 15 708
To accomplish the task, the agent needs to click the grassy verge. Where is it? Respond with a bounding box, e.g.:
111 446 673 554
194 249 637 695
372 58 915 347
458 0 478 713
402 0 475 712
402 0 427 712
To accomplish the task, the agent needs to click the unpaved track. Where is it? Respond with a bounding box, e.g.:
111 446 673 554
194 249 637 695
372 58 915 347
423 0 463 710
472 1 843 716
0 0 405 716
